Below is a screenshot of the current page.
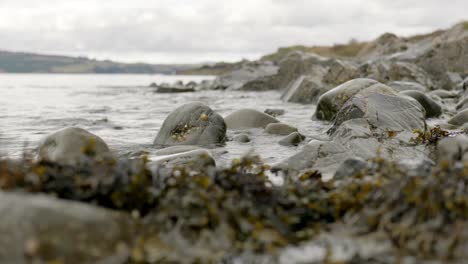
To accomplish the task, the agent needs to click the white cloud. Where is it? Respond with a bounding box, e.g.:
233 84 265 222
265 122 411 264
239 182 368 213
0 0 466 63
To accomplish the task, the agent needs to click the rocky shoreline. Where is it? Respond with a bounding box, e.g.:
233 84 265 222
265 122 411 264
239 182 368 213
1 21 468 263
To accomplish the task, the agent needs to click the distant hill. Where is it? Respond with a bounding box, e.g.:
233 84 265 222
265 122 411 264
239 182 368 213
0 51 199 74
182 21 467 75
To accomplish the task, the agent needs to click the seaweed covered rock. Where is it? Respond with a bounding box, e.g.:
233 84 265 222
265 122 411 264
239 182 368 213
224 109 279 129
154 102 226 146
0 191 133 263
264 123 298 135
37 127 113 166
399 90 442 118
314 78 396 121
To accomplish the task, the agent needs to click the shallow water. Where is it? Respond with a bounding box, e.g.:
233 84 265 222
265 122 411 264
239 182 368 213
0 74 329 166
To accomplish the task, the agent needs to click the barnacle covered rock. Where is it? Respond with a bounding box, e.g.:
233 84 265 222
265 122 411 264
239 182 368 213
154 102 226 146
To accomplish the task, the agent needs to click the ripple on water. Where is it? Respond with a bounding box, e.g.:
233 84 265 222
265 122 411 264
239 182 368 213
0 74 330 166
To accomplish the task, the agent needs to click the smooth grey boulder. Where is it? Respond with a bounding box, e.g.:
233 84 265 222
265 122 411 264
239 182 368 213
399 90 442 117
154 102 226 146
224 109 279 129
264 108 285 117
281 75 330 104
264 123 298 135
315 78 396 121
388 81 428 92
0 191 132 263
437 135 468 163
278 132 305 146
233 134 251 143
37 127 113 166
334 158 368 179
448 109 468 126
330 92 426 134
148 149 215 171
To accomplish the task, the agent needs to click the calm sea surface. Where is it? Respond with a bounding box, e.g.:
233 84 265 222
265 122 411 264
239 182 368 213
0 74 327 166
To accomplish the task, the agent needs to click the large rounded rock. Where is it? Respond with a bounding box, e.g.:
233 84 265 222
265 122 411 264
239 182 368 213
224 109 279 129
38 127 113 165
315 78 396 121
265 123 298 135
448 109 468 126
399 90 442 118
330 92 426 134
0 192 133 263
154 102 226 146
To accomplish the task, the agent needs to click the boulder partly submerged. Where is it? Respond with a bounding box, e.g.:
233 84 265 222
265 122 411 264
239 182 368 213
224 109 279 129
0 191 133 263
314 78 396 121
37 127 114 166
154 102 226 147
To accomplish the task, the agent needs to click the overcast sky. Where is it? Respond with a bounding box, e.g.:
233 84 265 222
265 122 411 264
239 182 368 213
0 0 466 63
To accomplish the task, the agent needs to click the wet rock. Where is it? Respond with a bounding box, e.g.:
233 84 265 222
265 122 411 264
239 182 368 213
334 158 368 179
233 134 251 143
149 149 215 171
0 191 132 263
278 132 305 146
388 81 428 92
399 90 442 117
330 92 426 134
448 109 468 126
281 75 329 104
154 102 226 147
315 78 396 121
429 89 459 99
264 123 298 135
264 108 285 117
274 118 428 179
224 109 279 129
436 135 468 163
37 127 114 166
